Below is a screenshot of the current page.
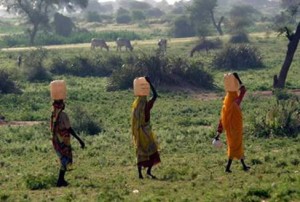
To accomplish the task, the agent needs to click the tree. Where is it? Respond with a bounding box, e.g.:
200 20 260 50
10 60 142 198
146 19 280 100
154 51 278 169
54 13 75 37
131 10 145 22
273 1 300 88
171 15 195 38
188 0 224 37
228 5 259 33
0 0 88 45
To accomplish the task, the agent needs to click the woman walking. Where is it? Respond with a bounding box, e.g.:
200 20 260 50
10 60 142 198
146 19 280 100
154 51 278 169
215 73 250 173
50 81 85 187
131 77 161 179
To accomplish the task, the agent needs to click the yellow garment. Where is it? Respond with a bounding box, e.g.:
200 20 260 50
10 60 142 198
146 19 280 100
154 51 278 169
221 92 244 159
131 96 159 163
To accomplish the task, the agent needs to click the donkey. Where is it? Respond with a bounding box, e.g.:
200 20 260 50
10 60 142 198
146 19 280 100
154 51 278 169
116 38 133 51
91 38 109 51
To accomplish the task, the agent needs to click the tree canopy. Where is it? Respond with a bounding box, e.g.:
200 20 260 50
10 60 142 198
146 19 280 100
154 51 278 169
0 0 88 44
188 0 224 37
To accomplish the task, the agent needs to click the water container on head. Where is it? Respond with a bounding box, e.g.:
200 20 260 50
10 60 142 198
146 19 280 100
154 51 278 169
133 77 150 96
224 73 239 92
50 80 66 100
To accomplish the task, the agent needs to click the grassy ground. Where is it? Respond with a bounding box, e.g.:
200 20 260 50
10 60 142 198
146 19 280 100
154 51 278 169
0 35 299 201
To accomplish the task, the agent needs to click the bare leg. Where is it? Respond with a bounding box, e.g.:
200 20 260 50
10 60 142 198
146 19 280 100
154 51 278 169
147 166 157 179
241 159 250 171
138 166 143 179
225 159 232 173
57 169 68 187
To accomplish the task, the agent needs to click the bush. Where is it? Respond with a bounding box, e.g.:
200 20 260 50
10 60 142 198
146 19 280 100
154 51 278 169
250 99 300 138
116 14 132 24
107 53 214 91
0 70 21 94
49 53 122 77
213 44 264 69
23 48 52 82
71 106 102 135
229 32 250 43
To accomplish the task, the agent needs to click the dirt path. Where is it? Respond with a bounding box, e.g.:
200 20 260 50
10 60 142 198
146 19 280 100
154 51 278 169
0 121 44 127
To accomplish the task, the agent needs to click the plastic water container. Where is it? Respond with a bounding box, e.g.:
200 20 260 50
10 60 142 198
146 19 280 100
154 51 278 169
133 77 150 96
212 139 223 149
224 73 239 92
50 80 66 100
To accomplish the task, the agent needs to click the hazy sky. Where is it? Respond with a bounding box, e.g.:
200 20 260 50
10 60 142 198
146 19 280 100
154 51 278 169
98 0 179 5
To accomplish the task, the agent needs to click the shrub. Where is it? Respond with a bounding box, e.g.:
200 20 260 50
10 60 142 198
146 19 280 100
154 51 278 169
23 48 52 82
107 53 214 91
70 106 102 135
213 44 264 69
49 53 121 77
250 99 300 138
116 14 132 24
0 70 21 94
229 32 250 43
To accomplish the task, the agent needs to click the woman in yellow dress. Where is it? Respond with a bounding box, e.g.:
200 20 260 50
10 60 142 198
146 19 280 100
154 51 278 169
131 77 161 179
215 73 250 173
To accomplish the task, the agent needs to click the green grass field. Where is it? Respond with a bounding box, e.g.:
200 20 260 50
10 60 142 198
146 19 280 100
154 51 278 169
0 34 299 201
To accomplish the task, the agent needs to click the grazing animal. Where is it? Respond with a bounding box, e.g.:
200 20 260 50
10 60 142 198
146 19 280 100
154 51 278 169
190 39 222 57
91 38 109 51
157 38 167 53
116 38 133 51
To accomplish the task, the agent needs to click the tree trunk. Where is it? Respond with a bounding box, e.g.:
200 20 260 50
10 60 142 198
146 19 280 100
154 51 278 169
273 22 300 88
29 24 39 45
210 10 224 36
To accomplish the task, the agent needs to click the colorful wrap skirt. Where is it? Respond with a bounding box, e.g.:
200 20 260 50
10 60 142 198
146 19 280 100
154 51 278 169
52 130 73 171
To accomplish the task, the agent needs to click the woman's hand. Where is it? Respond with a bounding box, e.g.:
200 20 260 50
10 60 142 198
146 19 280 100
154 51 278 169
233 72 243 85
145 76 151 83
79 140 85 149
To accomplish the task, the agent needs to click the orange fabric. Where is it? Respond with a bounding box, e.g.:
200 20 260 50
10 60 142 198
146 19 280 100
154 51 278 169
221 92 244 159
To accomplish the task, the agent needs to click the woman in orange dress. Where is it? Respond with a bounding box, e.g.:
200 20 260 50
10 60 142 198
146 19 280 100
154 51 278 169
215 73 250 173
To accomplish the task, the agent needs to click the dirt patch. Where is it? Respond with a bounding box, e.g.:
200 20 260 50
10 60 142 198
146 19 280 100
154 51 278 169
0 121 44 127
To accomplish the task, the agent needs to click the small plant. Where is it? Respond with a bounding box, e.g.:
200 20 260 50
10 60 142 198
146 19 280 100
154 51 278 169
213 44 264 69
24 174 56 190
251 99 300 138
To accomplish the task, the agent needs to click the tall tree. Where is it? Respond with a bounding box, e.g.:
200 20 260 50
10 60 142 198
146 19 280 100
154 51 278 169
228 5 259 33
0 0 88 45
188 0 224 37
273 1 300 88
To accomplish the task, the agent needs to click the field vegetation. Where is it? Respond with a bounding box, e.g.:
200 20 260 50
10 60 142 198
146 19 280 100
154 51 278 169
0 0 299 200
0 31 299 201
